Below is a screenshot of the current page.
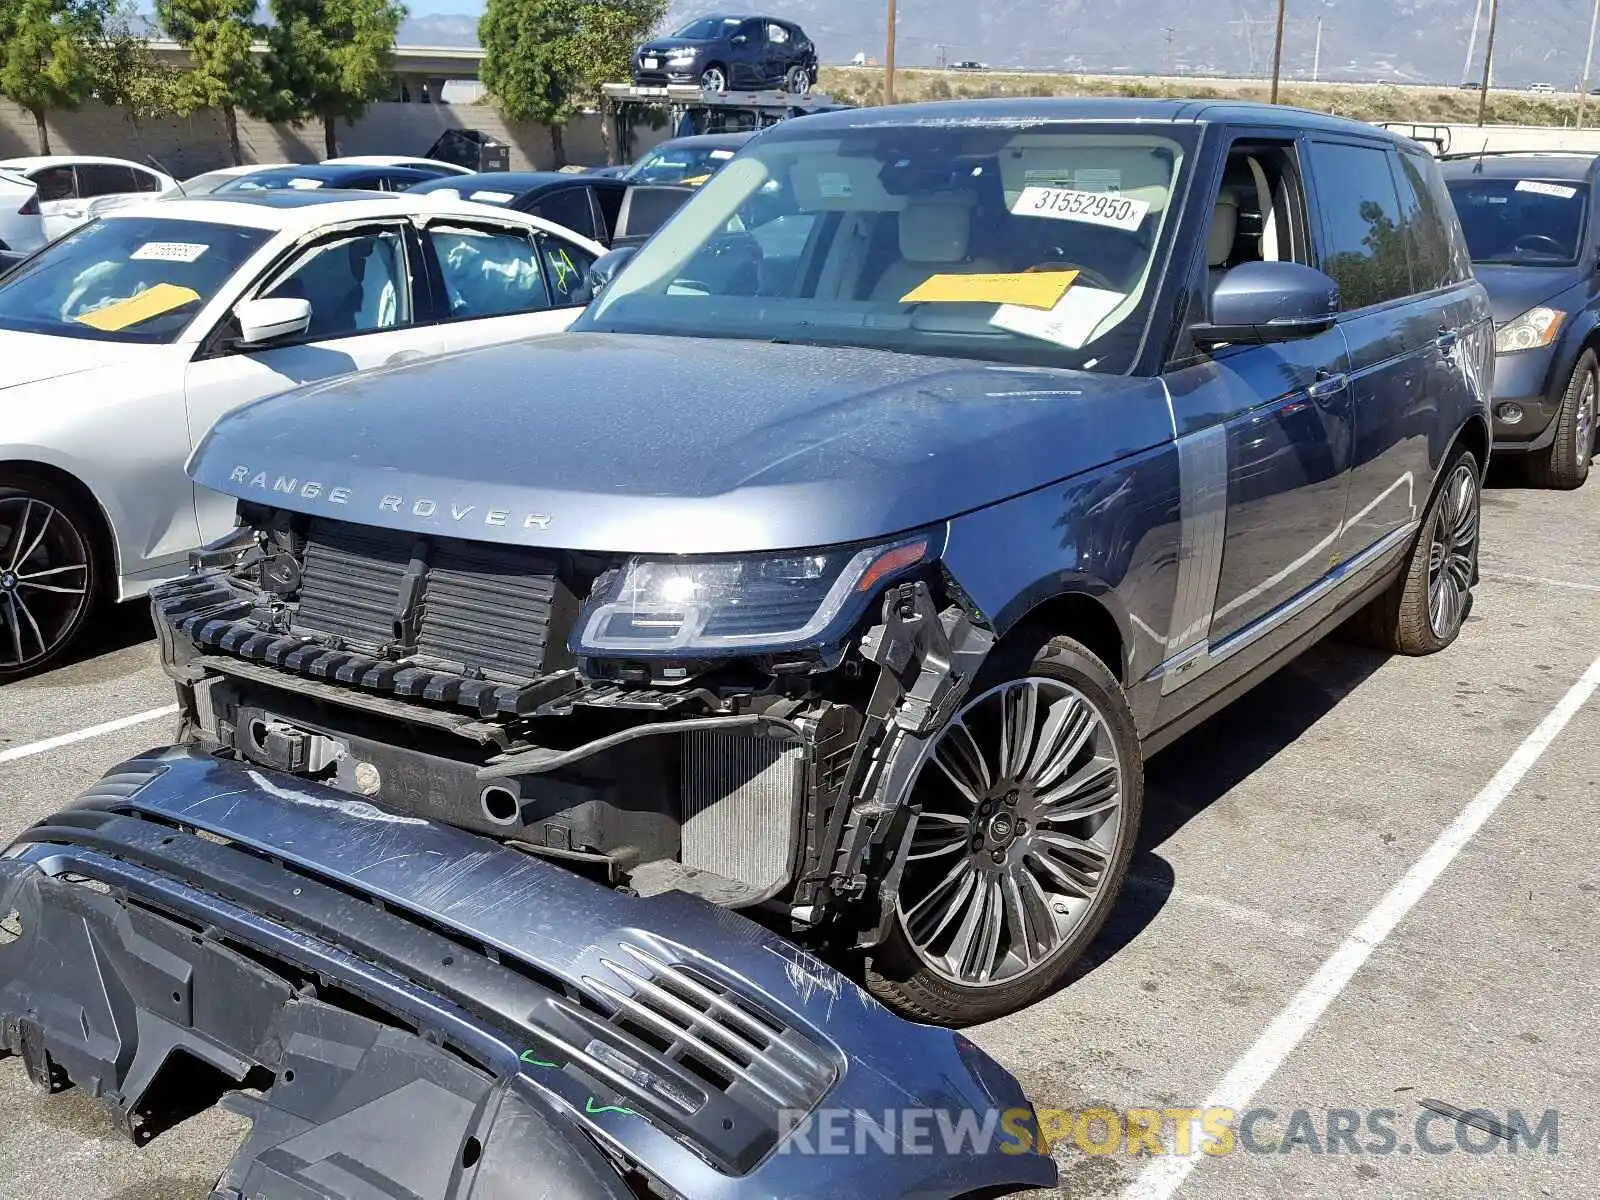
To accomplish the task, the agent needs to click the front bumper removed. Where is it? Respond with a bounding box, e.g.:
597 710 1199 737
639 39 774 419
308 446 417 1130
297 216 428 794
0 747 1056 1199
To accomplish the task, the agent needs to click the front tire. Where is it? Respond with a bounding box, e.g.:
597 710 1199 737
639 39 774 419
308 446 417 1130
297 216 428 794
1528 349 1596 490
0 476 100 680
1352 447 1481 656
699 65 729 93
865 636 1142 1025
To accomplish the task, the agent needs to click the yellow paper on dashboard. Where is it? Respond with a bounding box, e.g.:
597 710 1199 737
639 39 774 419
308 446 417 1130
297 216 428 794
75 283 202 332
900 270 1079 311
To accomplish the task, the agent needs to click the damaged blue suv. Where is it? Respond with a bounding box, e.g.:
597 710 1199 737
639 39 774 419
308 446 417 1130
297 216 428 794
146 98 1492 1029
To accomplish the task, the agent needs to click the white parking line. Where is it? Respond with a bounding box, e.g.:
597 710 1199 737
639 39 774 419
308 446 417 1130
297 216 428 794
0 705 179 766
1124 651 1600 1200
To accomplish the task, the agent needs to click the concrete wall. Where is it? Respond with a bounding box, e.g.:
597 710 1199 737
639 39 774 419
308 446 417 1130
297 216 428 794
0 99 653 176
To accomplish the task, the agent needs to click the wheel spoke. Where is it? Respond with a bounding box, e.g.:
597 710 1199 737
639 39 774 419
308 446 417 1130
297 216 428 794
2 596 23 665
5 499 33 571
999 871 1036 970
18 581 85 596
969 875 1005 983
1027 846 1097 900
1036 754 1119 818
933 719 990 803
18 564 86 582
10 591 44 656
10 501 53 572
907 811 971 861
998 681 1038 782
904 856 974 931
1025 694 1094 789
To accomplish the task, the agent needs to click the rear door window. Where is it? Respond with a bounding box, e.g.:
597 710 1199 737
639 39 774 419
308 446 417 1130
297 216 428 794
77 163 141 197
427 225 552 317
529 187 597 240
1306 140 1414 310
1394 149 1468 292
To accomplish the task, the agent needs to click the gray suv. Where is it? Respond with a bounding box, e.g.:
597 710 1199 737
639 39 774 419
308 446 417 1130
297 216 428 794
153 99 1492 1026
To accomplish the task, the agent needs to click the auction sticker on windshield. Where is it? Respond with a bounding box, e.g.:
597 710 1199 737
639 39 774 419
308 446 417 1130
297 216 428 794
1014 185 1150 231
1515 180 1578 200
130 242 209 263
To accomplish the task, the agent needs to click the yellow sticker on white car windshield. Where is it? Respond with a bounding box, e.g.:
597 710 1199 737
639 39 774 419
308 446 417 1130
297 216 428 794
1014 185 1151 231
900 270 1079 310
75 283 202 332
681 173 713 187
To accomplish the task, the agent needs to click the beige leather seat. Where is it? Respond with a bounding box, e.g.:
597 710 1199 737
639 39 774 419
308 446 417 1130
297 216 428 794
1208 195 1239 286
871 200 1000 302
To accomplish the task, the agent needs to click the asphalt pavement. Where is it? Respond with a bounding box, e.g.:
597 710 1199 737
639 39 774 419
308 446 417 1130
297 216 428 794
0 466 1595 1199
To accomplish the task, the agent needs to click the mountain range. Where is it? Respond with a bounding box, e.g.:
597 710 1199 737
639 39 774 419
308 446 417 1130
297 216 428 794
396 0 1600 89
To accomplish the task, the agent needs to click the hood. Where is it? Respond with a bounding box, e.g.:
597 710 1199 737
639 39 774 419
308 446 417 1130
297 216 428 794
189 333 1175 555
0 329 166 390
1471 263 1585 324
640 38 706 52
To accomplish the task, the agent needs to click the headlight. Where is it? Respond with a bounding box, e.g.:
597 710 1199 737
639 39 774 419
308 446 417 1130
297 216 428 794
1495 306 1565 353
667 49 698 61
573 533 938 656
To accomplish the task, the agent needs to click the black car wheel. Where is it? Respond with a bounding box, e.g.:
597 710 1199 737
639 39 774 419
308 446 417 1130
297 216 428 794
866 635 1142 1026
1528 348 1596 490
0 476 101 680
700 64 729 93
1351 447 1481 656
784 65 810 94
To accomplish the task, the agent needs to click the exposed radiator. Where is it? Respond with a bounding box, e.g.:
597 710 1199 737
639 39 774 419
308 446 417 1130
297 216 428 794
295 521 412 649
680 731 803 903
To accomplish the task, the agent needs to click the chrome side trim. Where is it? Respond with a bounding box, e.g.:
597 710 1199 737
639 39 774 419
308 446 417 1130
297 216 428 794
1152 520 1417 691
1164 425 1229 661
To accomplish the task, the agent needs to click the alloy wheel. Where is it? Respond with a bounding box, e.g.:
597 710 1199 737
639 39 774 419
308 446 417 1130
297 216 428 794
786 67 809 94
1577 370 1595 469
0 496 92 672
895 677 1125 989
701 67 728 93
1426 461 1479 640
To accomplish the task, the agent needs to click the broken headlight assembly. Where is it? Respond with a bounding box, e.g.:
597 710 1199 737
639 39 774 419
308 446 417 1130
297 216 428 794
572 530 942 657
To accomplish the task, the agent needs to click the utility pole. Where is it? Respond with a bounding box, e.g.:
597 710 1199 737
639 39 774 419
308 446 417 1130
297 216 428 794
1269 0 1289 102
1580 0 1600 127
1476 0 1499 125
1461 0 1483 85
1163 26 1176 76
885 0 898 105
1311 15 1323 82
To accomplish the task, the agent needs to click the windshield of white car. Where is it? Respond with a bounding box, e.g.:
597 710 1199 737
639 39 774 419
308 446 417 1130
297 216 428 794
1446 177 1589 264
582 121 1192 374
672 17 738 38
0 216 269 343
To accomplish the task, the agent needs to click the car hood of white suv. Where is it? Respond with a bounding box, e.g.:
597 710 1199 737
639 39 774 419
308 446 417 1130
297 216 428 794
0 329 173 391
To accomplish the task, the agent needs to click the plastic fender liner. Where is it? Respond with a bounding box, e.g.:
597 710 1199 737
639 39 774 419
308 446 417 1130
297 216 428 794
0 746 1058 1200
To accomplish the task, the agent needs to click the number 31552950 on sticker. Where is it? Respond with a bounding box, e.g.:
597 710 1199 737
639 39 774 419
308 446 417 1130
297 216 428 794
1013 185 1151 232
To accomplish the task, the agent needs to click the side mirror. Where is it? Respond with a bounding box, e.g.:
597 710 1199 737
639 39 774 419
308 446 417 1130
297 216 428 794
234 297 312 346
1192 260 1340 348
731 33 749 45
584 245 639 301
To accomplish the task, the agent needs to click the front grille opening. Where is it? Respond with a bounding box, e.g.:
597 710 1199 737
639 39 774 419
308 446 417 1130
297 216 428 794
676 1048 736 1093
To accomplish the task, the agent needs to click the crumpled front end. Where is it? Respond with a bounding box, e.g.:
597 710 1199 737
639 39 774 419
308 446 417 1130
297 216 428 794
0 748 1056 1200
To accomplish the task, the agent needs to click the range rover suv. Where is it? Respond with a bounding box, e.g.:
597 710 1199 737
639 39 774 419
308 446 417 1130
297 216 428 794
153 99 1492 1026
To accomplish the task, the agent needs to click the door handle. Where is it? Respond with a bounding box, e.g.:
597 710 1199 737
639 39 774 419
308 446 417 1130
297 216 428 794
1306 371 1349 402
1434 328 1460 356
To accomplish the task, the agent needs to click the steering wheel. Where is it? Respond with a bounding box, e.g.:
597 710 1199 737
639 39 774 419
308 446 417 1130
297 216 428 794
1032 260 1119 291
1513 233 1566 256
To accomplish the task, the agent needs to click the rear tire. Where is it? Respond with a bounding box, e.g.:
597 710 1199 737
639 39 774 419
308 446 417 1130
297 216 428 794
0 474 101 680
1351 447 1480 656
1527 349 1596 490
865 635 1142 1026
784 65 810 94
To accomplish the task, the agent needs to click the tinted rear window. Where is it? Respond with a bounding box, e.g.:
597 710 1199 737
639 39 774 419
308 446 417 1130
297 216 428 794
1444 177 1588 264
1307 141 1413 309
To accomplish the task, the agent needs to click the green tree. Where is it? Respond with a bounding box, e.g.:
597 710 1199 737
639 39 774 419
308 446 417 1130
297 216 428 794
156 0 266 165
89 3 192 163
570 0 663 164
263 0 406 158
480 0 581 164
0 0 107 153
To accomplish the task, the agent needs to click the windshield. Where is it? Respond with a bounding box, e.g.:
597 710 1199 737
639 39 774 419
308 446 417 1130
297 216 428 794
672 17 739 38
0 216 268 343
583 122 1192 373
219 172 332 192
1445 177 1588 264
625 143 741 186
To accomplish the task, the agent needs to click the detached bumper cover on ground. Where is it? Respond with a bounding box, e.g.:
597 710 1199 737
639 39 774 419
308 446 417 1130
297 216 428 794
0 748 1055 1199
